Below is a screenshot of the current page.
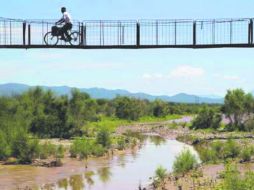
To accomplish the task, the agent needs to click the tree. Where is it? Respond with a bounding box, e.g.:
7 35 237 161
152 100 169 117
223 89 254 130
191 106 222 130
12 129 40 163
113 96 146 120
69 89 97 136
96 128 111 148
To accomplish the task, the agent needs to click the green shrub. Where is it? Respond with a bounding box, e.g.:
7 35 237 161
155 166 167 181
199 148 217 163
191 106 222 130
153 166 167 188
222 140 240 159
173 149 198 175
216 163 254 190
116 136 126 150
39 142 57 159
0 130 11 160
91 144 105 157
56 145 65 159
12 131 40 164
70 139 90 159
244 118 254 132
96 128 111 148
243 171 254 189
211 141 224 158
216 163 243 190
70 138 106 159
241 146 253 162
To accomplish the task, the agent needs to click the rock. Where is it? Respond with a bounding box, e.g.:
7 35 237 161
32 158 63 167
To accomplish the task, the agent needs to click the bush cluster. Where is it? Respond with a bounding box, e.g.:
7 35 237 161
70 138 106 159
173 149 198 175
216 163 254 190
197 140 254 163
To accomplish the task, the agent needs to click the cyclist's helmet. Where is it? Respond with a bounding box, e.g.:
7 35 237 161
61 7 66 13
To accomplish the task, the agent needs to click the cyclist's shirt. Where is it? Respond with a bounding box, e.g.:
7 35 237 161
63 12 72 24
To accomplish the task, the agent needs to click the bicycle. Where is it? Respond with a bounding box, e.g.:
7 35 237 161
44 25 81 46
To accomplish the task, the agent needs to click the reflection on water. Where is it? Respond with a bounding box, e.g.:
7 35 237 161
97 167 112 184
116 154 127 168
149 135 166 146
52 136 199 190
58 179 68 190
69 175 84 190
85 171 95 187
0 135 199 190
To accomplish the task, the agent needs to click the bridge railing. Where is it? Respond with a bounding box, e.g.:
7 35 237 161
139 20 193 46
0 17 253 48
83 20 137 46
0 18 24 45
195 19 250 45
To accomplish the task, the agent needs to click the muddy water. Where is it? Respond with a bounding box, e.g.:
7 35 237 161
0 136 199 190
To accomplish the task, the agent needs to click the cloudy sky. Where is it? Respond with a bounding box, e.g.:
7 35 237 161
0 0 254 96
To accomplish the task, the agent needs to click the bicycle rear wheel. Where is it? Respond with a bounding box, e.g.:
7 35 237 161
69 31 81 46
44 32 59 46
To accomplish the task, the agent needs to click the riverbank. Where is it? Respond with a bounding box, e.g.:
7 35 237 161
132 123 254 190
0 135 195 190
0 141 142 190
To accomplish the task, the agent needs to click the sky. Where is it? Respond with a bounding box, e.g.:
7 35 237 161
0 0 254 96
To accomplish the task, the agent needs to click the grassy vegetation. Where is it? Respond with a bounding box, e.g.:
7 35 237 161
196 139 254 164
39 141 65 160
153 166 168 188
173 149 198 175
138 114 182 123
215 163 254 190
70 138 106 159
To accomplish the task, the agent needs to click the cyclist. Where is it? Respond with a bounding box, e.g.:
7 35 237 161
55 7 73 41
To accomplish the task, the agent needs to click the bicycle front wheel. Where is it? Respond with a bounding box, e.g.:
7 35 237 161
69 31 81 46
44 32 59 46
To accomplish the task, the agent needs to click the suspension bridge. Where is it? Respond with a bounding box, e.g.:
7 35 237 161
0 17 254 49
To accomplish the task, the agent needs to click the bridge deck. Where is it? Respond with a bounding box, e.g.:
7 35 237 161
0 17 253 49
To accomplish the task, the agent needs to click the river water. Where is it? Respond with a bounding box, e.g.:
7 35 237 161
0 136 199 190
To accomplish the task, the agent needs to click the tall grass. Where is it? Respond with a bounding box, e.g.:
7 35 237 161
197 140 253 164
173 149 198 175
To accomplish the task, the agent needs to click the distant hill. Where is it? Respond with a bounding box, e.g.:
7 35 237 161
0 83 224 104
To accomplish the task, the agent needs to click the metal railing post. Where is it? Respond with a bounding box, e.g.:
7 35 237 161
249 19 253 45
84 24 87 46
28 24 31 45
136 22 140 47
23 22 26 45
174 21 177 45
193 21 196 46
230 20 233 44
80 22 83 46
9 21 12 45
156 21 159 45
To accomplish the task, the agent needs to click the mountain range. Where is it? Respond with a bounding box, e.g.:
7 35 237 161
0 83 224 104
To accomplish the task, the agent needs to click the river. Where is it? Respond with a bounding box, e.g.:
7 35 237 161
0 135 199 190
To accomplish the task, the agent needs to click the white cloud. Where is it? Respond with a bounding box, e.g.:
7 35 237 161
142 65 205 81
223 75 241 81
169 65 205 78
142 73 164 79
142 73 152 79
